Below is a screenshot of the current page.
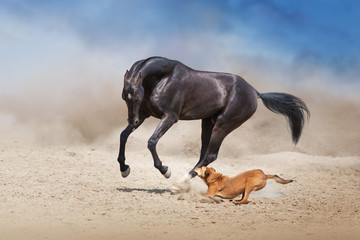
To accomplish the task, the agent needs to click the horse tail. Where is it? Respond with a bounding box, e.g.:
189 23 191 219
258 92 310 144
266 174 293 184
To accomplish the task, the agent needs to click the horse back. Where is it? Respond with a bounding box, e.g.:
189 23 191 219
173 69 257 120
135 57 258 120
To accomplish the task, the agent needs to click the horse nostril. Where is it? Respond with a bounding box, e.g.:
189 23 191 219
134 120 139 125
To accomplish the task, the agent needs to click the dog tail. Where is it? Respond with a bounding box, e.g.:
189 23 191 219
266 175 293 184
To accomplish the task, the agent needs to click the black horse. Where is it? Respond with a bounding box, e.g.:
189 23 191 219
117 56 309 179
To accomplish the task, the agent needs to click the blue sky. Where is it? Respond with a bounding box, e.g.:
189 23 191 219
1 0 359 94
0 0 359 142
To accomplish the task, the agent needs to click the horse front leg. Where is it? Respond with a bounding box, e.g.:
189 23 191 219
117 120 144 178
148 114 178 178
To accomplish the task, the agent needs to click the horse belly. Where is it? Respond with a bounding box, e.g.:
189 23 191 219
179 98 224 120
179 78 226 120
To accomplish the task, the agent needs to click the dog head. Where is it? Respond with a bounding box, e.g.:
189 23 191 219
194 166 222 184
195 166 215 178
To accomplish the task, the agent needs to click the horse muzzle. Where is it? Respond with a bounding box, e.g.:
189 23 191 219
128 117 140 126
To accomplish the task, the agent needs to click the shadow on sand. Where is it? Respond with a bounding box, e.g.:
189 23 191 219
116 187 172 195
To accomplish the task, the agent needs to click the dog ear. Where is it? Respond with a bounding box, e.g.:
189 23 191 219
204 168 210 178
206 168 222 183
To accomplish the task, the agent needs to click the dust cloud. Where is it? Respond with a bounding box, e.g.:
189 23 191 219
0 54 128 144
0 55 359 157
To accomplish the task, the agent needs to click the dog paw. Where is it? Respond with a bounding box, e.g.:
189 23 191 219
232 200 249 205
198 196 223 204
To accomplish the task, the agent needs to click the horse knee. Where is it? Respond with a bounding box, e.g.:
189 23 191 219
147 138 157 151
120 127 133 143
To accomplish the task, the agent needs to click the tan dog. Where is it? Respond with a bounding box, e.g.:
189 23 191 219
194 166 293 204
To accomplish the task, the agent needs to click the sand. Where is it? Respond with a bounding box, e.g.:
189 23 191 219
1 134 359 240
1 82 360 240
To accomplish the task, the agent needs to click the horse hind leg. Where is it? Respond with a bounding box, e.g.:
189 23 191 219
170 117 214 193
196 113 241 165
192 117 215 169
191 102 257 175
192 123 229 169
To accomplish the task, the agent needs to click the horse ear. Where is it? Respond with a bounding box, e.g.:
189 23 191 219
124 70 130 83
134 72 143 86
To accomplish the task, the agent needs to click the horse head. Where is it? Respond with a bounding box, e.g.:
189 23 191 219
122 70 144 126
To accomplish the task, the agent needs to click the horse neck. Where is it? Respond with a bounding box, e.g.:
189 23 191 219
142 76 162 98
139 58 179 99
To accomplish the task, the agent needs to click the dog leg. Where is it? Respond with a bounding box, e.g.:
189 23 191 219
233 188 251 205
206 187 219 197
207 195 223 203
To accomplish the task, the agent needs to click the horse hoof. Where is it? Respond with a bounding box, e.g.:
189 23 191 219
171 173 192 193
121 166 131 178
162 167 171 178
